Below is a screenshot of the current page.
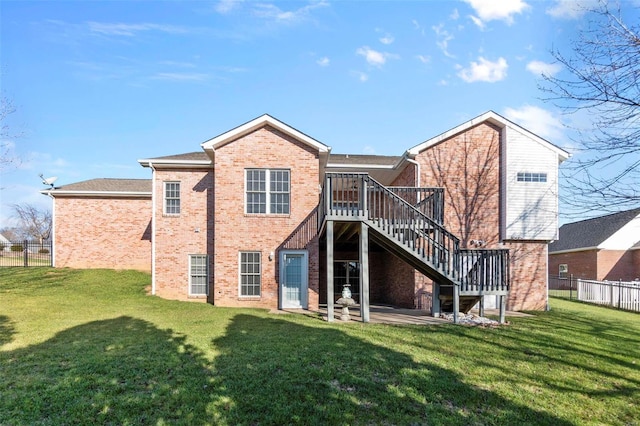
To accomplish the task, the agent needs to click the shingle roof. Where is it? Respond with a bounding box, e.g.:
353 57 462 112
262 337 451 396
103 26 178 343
328 154 403 166
53 178 152 193
143 152 209 162
549 208 640 252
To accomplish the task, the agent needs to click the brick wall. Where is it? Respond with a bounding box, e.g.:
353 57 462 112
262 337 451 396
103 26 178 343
212 126 321 309
548 250 598 280
153 169 213 301
54 196 151 271
505 241 548 310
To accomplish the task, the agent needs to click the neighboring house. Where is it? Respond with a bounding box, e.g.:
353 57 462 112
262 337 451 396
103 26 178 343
0 233 11 251
43 111 569 320
549 208 640 281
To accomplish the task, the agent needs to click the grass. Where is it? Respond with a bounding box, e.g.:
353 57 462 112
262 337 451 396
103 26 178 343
1 268 639 425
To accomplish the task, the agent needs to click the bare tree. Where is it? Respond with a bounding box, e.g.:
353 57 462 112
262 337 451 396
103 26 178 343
12 203 52 242
0 96 21 171
423 131 500 248
541 1 640 215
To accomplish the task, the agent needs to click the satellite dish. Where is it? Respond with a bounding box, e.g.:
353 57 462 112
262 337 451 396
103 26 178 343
39 173 58 188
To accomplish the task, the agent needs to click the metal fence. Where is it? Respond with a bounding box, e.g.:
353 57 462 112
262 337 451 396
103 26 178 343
549 275 640 313
0 239 52 267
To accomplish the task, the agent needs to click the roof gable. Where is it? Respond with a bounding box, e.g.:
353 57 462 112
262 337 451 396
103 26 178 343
201 114 330 153
549 208 640 253
406 110 570 162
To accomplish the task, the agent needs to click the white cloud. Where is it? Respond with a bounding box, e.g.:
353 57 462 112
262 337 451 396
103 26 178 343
379 33 394 45
526 60 562 77
432 24 455 58
416 55 431 64
546 0 599 19
450 8 460 20
458 57 508 83
412 19 426 36
356 46 397 68
363 145 376 154
86 22 188 36
317 56 330 67
503 105 565 141
151 72 210 81
252 1 329 23
464 0 530 27
351 71 369 82
215 0 243 14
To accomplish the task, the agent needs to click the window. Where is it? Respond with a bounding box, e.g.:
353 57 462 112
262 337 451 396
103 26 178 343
189 255 209 295
559 264 568 278
245 169 290 214
240 251 261 296
164 181 181 215
517 172 547 183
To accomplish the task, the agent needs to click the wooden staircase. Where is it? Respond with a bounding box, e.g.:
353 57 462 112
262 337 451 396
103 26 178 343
319 172 510 323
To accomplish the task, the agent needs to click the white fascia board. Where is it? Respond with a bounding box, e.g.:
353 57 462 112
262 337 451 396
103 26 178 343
138 159 212 168
549 246 599 255
406 110 571 162
41 190 152 198
325 163 396 169
201 114 330 153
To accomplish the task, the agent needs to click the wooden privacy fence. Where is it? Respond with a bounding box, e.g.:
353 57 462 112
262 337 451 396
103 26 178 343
0 240 52 267
549 275 640 313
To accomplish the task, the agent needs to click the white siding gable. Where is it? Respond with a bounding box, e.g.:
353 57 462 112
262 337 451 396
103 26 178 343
599 213 640 250
503 126 560 241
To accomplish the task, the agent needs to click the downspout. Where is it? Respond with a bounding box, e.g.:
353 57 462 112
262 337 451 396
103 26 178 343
47 193 56 267
406 157 421 187
150 161 157 295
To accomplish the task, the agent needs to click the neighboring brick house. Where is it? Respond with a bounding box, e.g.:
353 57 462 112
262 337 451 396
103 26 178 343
43 111 569 320
549 208 640 281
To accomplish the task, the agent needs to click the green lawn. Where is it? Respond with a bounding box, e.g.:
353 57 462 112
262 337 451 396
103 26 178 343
1 268 639 425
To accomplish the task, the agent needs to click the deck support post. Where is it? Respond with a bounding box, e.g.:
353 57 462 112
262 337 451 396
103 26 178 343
478 296 485 317
359 222 370 323
453 284 460 324
499 295 506 324
432 283 440 318
327 220 335 322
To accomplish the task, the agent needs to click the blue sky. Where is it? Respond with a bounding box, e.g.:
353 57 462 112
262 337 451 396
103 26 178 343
0 0 626 227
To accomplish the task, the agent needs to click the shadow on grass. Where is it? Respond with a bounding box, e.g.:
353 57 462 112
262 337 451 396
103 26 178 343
208 314 573 425
0 315 15 347
0 313 579 425
0 316 212 424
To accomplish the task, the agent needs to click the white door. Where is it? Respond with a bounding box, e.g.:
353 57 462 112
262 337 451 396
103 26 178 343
280 251 308 309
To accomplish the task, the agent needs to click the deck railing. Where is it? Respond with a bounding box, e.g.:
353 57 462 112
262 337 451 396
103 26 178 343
459 249 510 293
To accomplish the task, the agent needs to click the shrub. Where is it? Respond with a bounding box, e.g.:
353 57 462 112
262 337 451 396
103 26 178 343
11 244 23 252
39 248 50 254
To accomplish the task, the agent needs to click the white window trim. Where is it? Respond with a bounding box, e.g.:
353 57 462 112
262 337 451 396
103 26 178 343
188 254 209 296
244 169 290 215
238 251 262 298
163 181 181 215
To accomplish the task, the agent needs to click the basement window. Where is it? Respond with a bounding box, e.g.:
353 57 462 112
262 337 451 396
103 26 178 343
239 251 261 297
189 255 209 296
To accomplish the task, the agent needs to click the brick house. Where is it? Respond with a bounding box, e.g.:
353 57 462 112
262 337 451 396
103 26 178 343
43 111 569 321
549 208 640 281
